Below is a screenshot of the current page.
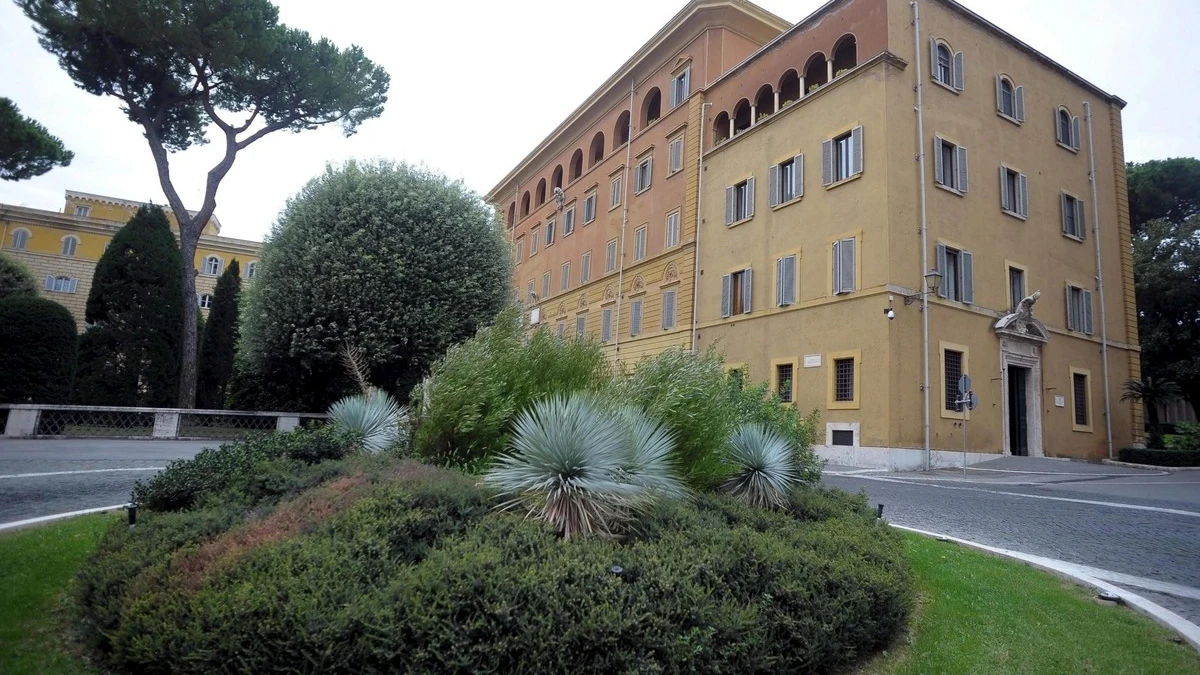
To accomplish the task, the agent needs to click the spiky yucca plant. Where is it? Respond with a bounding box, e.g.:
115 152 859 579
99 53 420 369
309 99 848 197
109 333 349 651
328 390 407 453
722 423 800 508
485 396 682 538
612 406 687 499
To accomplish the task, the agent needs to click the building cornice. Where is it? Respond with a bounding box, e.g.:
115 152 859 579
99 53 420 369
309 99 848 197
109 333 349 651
65 189 224 232
486 0 789 203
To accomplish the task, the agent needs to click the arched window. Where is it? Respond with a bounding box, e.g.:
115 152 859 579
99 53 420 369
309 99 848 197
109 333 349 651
804 52 828 93
536 178 547 206
732 99 752 135
569 149 584 181
198 294 213 309
521 191 531 217
61 235 78 257
713 111 730 144
203 255 222 276
9 228 30 250
1057 107 1078 148
832 34 857 75
998 77 1017 118
508 202 516 228
245 262 257 279
778 70 800 107
614 110 630 148
589 132 605 167
754 85 775 121
936 43 952 85
552 165 563 191
641 87 662 127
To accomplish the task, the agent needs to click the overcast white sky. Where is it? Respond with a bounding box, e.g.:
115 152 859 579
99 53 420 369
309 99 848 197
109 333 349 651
1 0 1197 241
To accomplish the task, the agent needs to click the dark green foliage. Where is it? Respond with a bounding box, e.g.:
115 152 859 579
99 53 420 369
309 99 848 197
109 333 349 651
197 260 240 409
411 308 610 469
78 464 910 675
1117 446 1200 467
0 96 72 181
1127 158 1200 233
74 205 183 406
0 295 77 403
235 160 512 411
0 252 39 299
131 426 354 511
1132 215 1200 417
1121 377 1183 448
605 347 822 490
1170 423 1200 451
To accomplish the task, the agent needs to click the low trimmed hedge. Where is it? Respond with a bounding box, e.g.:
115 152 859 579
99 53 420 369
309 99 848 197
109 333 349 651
79 463 912 675
131 426 355 511
1118 446 1200 467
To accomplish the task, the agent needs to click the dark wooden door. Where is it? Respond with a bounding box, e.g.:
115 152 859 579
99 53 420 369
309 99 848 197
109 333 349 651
1007 366 1029 456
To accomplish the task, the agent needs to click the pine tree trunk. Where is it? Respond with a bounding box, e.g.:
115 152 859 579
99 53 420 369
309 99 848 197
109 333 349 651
178 231 199 408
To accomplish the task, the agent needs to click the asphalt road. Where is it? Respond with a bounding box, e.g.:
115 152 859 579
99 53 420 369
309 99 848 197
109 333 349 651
822 459 1200 626
0 439 212 524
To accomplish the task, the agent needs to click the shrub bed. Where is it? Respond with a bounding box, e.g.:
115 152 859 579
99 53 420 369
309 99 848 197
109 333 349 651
1118 446 1200 467
79 462 911 675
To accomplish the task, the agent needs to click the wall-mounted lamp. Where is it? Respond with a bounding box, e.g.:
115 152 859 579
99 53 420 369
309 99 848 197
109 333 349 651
903 269 943 305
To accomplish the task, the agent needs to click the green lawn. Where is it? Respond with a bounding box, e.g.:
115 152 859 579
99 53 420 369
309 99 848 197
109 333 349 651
0 513 114 675
2 516 1198 675
858 532 1200 674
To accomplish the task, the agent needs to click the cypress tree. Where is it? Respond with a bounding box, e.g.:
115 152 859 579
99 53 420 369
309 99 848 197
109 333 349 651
197 259 241 409
0 296 76 402
74 205 183 406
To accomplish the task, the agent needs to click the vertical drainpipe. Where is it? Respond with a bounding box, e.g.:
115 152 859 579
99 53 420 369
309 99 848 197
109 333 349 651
912 1 933 470
690 102 711 352
613 80 636 363
1084 101 1114 459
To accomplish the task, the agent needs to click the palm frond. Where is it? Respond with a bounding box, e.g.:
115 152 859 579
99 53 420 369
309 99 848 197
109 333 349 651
328 390 407 453
722 423 800 508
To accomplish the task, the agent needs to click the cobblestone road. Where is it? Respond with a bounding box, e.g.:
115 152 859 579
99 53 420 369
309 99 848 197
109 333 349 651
823 466 1200 625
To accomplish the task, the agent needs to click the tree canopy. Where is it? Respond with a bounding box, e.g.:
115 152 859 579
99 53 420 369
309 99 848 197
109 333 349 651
233 161 511 412
74 205 184 406
0 97 73 181
0 296 77 403
0 253 40 299
19 0 390 407
1127 158 1200 233
197 259 241 409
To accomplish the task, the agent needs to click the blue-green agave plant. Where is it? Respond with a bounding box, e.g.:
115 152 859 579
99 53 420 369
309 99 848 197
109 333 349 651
722 423 799 508
485 395 684 538
327 390 407 453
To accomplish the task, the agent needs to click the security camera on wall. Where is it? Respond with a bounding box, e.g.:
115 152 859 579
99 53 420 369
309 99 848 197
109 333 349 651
884 307 896 321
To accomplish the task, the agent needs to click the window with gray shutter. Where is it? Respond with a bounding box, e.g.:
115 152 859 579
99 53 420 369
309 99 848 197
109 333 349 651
601 308 613 343
563 206 575 236
768 164 780 207
1015 85 1025 122
851 125 864 175
1019 173 1029 217
936 244 973 303
561 262 570 291
744 177 755 219
740 267 753 314
635 226 647 260
576 315 586 340
1066 285 1093 334
583 192 597 223
821 138 834 186
721 273 732 318
668 135 683 174
581 252 591 283
777 254 797 306
630 298 643 336
542 272 551 299
662 289 676 329
961 250 973 304
833 237 856 294
606 239 617 272
725 185 736 225
1082 288 1094 335
952 50 965 90
1071 115 1081 151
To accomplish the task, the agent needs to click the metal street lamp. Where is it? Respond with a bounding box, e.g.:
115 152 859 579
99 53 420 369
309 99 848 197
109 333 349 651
903 269 943 305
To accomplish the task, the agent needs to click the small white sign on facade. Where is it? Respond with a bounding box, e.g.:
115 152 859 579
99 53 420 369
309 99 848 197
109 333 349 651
1054 395 1066 408
803 354 821 368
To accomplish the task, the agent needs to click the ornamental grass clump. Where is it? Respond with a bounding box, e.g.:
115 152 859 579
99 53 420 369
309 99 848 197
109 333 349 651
722 423 801 508
484 395 684 538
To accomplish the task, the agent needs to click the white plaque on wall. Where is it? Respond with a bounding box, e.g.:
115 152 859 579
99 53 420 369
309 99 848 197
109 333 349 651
1054 395 1066 408
803 354 821 368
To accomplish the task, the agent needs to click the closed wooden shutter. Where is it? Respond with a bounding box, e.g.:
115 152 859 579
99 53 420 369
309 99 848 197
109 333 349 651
631 299 642 336
794 154 804 197
822 139 834 186
1018 173 1029 217
1072 116 1082 150
957 145 969 192
837 238 855 293
1075 199 1086 240
741 268 753 314
768 164 780 207
953 51 964 90
725 186 735 225
961 251 973 304
721 274 732 318
1015 85 1025 121
1082 289 1094 334
745 177 755 219
851 126 864 175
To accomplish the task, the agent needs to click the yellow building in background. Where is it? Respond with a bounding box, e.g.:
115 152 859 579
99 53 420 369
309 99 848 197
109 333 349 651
0 190 261 329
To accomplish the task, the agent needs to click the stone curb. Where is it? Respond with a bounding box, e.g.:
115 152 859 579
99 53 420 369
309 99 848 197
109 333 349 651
893 524 1200 654
1102 459 1200 472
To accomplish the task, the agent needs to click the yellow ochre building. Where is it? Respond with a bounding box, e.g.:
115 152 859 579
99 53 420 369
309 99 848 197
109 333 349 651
1 190 261 330
487 0 1141 467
